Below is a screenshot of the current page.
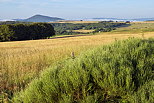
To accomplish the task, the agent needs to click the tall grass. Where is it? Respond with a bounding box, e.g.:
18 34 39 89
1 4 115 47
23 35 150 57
0 40 96 102
13 38 154 103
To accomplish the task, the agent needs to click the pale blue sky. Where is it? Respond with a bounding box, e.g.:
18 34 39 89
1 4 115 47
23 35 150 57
0 0 153 19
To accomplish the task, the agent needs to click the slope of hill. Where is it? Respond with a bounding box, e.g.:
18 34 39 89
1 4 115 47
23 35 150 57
23 15 64 22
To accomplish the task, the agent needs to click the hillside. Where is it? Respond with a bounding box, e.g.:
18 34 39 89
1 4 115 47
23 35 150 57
23 15 64 22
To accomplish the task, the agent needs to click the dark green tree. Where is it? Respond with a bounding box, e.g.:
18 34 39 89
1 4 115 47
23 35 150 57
0 23 55 42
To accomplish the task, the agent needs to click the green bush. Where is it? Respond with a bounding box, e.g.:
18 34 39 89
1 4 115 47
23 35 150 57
13 38 154 103
0 23 55 41
0 25 14 41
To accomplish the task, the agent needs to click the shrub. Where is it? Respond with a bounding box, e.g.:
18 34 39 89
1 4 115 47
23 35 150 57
0 23 55 41
13 38 154 103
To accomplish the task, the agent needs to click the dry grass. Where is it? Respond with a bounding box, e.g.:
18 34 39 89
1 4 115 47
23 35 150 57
0 30 154 101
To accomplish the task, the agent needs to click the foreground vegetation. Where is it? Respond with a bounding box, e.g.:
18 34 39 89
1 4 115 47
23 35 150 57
13 38 154 103
0 33 115 102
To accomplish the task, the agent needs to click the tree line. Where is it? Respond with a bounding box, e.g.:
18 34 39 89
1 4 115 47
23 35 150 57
0 23 55 42
51 22 127 35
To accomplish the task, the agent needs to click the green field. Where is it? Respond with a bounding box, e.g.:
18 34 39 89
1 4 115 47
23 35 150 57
112 22 154 33
0 22 154 102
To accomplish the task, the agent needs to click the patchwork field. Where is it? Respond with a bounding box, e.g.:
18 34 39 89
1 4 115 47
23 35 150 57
0 22 154 102
112 22 154 33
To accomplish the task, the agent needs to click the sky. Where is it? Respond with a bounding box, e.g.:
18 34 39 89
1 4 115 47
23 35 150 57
0 0 154 19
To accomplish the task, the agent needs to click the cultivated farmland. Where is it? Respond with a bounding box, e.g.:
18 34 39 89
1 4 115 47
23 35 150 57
0 22 154 102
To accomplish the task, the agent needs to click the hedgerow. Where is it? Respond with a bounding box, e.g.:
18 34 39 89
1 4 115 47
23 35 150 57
0 23 55 41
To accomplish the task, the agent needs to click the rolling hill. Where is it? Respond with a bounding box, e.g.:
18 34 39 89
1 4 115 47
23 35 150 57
23 15 64 22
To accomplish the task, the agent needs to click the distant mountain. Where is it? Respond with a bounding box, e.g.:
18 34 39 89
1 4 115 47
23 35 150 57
93 18 119 20
1 16 154 22
0 15 64 22
132 18 154 21
0 19 15 22
146 20 154 21
85 18 131 22
13 19 25 21
90 17 154 22
22 15 64 22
